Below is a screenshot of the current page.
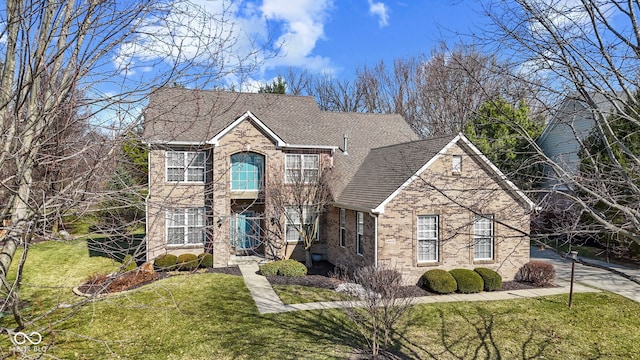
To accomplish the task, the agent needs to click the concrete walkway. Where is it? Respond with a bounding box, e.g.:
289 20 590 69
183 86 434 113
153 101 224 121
239 259 600 315
531 246 640 302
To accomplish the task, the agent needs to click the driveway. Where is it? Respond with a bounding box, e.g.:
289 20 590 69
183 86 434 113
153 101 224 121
531 246 640 302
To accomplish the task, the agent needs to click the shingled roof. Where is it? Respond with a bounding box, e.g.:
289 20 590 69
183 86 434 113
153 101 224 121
142 87 419 197
336 135 458 211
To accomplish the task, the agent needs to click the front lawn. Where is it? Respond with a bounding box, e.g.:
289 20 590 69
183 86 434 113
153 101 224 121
1 240 640 359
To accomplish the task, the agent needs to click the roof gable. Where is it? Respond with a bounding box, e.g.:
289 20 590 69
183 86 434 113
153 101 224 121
337 134 536 213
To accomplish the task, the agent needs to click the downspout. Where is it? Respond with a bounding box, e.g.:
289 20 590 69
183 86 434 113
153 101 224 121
369 212 378 268
144 143 151 262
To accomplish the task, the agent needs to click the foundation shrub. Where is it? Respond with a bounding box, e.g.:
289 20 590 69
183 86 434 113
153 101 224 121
449 269 484 293
420 269 457 294
474 267 502 291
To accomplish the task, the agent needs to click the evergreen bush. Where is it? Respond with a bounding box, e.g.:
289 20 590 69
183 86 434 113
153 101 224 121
420 269 457 294
449 269 484 293
153 254 177 271
474 267 502 291
177 253 199 271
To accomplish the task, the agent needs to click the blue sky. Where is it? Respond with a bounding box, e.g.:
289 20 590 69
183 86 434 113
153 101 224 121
255 0 485 82
112 0 485 90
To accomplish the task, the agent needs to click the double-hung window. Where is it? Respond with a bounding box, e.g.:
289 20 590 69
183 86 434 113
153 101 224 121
417 215 438 262
356 212 364 256
285 154 319 183
166 151 205 182
473 214 494 260
285 206 318 243
166 208 206 245
339 209 346 247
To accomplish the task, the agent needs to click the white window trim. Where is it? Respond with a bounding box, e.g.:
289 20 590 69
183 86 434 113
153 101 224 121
230 152 264 191
452 155 462 173
356 212 364 256
473 214 494 260
339 208 346 248
165 208 206 246
165 151 206 183
417 215 439 263
285 206 320 243
285 154 319 184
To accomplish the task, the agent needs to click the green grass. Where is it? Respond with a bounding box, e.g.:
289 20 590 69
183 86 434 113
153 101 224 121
2 240 640 359
272 284 352 304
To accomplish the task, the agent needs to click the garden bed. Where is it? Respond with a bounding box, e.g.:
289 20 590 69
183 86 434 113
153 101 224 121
76 266 242 296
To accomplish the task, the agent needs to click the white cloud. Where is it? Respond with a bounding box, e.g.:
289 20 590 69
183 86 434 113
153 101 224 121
113 0 336 86
260 0 334 72
367 0 389 27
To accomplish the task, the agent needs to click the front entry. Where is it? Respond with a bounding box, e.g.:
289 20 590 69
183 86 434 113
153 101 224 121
230 212 261 254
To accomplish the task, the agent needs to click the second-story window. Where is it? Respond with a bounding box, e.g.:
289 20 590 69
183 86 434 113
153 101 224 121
231 152 264 191
285 154 319 183
166 151 205 182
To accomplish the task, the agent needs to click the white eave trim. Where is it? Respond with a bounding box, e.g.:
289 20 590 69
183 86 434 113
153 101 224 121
281 144 339 151
145 140 206 146
207 111 286 147
372 134 538 214
372 135 461 214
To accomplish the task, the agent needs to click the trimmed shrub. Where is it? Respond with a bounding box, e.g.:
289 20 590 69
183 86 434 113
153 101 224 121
516 261 555 286
449 269 484 293
197 253 213 268
177 253 199 271
420 269 457 294
259 262 280 276
153 254 177 271
277 259 307 277
122 254 137 272
474 268 502 291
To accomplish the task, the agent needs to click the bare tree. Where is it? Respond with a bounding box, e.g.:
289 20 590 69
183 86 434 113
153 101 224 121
477 0 640 247
0 0 276 345
340 265 414 358
265 156 333 267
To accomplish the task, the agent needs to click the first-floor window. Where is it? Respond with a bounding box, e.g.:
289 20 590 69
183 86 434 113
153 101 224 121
356 212 364 255
473 214 494 260
339 208 346 247
285 206 318 243
417 215 438 262
166 208 206 245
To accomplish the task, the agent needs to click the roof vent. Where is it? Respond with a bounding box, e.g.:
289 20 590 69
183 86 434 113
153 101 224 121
343 134 349 155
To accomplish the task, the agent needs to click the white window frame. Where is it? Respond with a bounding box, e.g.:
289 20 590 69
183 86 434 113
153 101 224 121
285 206 319 243
356 212 364 256
417 215 439 263
452 155 462 173
285 154 319 183
166 151 206 183
230 152 264 191
339 208 346 248
473 214 494 260
166 208 206 246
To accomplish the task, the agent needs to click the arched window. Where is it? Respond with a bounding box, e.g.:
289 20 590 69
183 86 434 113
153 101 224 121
230 152 264 191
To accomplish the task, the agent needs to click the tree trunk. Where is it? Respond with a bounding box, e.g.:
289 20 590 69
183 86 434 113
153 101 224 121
305 248 313 268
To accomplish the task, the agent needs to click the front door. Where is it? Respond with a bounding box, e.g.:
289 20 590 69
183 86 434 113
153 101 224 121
230 212 260 252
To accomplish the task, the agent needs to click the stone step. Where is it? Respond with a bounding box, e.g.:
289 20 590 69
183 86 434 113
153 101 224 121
228 255 270 266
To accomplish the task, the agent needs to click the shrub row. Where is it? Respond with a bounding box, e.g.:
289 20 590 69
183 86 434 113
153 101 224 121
259 259 307 277
420 261 554 294
421 267 503 294
153 253 213 271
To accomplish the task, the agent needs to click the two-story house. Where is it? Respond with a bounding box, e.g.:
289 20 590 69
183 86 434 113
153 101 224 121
143 88 534 282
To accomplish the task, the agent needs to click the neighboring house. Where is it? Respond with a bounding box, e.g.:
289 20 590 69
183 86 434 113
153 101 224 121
143 88 534 282
537 93 615 190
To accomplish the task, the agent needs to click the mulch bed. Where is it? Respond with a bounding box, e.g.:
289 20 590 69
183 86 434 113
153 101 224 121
77 266 242 296
266 261 554 297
